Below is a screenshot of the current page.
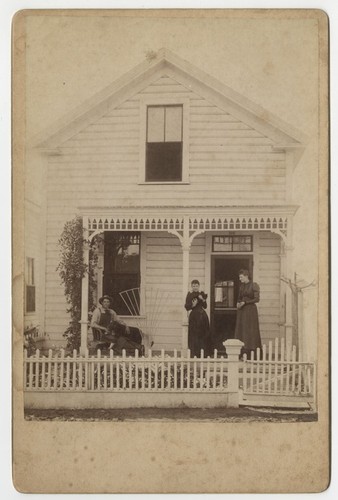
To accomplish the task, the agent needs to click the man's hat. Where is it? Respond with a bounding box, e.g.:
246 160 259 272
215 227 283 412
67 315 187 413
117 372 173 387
99 295 113 305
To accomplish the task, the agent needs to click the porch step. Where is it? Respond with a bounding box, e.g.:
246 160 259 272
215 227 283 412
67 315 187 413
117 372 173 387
240 392 315 409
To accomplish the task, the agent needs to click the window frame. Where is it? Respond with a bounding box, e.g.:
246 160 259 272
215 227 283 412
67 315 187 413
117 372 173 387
212 235 253 253
25 257 36 314
103 231 142 317
139 96 190 184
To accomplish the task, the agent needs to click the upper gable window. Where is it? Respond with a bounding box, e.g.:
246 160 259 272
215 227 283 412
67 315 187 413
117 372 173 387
146 105 183 182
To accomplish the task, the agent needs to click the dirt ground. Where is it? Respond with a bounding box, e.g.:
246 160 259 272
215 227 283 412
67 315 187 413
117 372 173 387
24 406 318 422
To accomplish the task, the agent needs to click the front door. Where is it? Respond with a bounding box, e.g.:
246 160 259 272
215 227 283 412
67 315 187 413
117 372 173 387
210 256 253 351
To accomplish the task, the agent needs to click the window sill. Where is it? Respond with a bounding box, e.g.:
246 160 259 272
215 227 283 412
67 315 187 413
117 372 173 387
138 181 190 185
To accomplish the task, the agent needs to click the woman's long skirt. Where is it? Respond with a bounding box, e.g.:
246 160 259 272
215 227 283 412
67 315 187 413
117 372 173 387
234 304 262 353
188 307 210 357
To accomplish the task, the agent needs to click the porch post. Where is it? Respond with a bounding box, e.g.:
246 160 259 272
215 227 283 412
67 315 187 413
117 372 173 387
80 232 90 356
223 339 244 408
181 216 190 350
284 219 294 350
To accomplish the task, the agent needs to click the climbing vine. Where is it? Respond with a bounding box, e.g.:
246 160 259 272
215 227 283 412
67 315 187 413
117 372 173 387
57 216 98 350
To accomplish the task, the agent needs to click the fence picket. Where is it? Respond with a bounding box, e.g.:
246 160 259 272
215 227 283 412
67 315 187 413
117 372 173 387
42 357 47 390
116 357 120 390
267 342 272 394
103 356 108 390
60 349 65 390
122 350 126 389
47 349 53 389
193 356 197 389
242 353 247 392
96 349 101 390
261 344 266 394
174 349 178 390
135 350 139 390
128 356 132 389
280 339 285 392
220 355 225 389
167 357 171 389
147 349 152 390
291 346 296 392
285 347 291 394
200 350 204 391
161 349 165 390
274 338 279 393
307 366 312 394
66 357 70 390
250 350 254 393
187 349 191 390
34 350 40 389
213 350 217 390
109 349 114 390
24 350 28 388
179 351 184 390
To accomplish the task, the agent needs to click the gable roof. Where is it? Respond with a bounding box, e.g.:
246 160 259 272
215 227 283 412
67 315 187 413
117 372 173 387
34 48 307 152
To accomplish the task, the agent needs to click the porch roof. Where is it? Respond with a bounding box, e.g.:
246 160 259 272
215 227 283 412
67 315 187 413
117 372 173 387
79 204 298 241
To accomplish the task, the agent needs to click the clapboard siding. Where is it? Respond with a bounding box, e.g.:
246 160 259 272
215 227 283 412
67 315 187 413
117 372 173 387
50 74 286 207
43 74 286 343
144 232 182 348
257 232 281 345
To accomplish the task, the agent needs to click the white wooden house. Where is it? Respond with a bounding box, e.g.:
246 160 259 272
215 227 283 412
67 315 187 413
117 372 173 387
31 49 308 356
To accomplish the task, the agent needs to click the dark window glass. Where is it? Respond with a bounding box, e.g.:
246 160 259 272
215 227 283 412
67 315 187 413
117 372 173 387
26 286 36 313
103 232 141 315
146 105 183 182
26 257 36 313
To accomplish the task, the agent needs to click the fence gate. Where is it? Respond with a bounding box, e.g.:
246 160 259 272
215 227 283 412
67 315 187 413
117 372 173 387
239 339 316 409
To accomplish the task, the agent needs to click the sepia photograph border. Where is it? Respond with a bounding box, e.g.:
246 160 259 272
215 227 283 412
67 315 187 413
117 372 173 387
9 4 331 495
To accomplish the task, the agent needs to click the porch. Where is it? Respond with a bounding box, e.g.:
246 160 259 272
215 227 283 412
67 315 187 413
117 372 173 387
79 205 298 356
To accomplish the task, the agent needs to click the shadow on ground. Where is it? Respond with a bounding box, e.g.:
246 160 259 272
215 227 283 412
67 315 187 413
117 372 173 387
25 406 318 422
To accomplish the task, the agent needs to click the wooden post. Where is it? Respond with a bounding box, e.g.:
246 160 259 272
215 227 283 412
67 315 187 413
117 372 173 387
223 339 244 407
181 215 190 349
284 219 294 350
80 235 90 356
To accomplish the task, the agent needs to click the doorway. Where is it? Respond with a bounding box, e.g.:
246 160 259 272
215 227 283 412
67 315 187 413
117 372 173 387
210 255 253 351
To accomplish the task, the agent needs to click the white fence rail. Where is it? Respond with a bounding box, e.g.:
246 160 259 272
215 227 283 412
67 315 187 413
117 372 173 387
24 348 229 393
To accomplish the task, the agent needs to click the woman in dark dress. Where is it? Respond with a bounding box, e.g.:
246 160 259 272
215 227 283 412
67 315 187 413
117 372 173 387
185 279 210 357
234 269 262 357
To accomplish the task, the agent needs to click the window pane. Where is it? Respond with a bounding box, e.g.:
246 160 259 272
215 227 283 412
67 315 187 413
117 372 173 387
212 235 252 252
165 106 182 142
26 285 36 313
232 236 253 252
26 257 35 285
147 107 165 142
146 142 182 181
213 236 232 252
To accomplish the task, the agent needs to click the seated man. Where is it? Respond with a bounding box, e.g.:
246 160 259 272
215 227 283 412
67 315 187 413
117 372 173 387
90 295 127 342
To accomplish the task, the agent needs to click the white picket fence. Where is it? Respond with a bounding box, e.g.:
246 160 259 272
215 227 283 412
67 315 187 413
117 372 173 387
240 338 316 408
24 338 316 408
24 348 229 393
